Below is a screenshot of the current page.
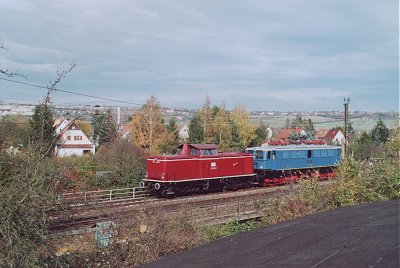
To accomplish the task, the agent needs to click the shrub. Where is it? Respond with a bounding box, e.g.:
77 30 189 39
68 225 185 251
90 140 147 189
0 150 60 267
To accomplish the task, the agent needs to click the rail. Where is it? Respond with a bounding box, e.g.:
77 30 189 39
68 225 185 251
55 187 148 205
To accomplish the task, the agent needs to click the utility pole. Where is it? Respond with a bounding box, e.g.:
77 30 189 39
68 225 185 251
343 98 350 158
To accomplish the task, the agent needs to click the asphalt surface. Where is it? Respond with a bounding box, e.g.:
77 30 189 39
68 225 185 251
142 199 399 268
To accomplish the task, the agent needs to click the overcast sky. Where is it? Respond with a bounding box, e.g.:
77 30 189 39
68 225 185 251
0 0 398 111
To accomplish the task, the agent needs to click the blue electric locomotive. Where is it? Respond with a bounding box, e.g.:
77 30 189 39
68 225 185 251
246 143 342 185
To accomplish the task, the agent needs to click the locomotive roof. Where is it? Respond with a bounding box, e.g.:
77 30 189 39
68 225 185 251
247 144 341 151
177 144 218 150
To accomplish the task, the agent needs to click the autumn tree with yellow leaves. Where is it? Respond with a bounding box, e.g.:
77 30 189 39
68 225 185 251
230 105 256 150
128 96 165 153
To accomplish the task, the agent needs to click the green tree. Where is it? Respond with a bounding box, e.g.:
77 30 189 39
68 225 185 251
0 114 29 149
231 105 255 149
157 119 180 154
352 131 373 160
304 119 315 132
370 119 390 145
384 128 400 158
0 150 59 267
94 140 147 188
29 98 54 153
284 118 291 128
212 105 232 151
249 127 267 147
290 115 303 129
92 109 118 147
188 113 204 144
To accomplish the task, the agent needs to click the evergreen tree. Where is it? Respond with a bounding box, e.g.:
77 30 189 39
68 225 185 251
157 119 180 154
352 131 373 160
29 99 54 153
230 120 243 151
249 127 267 147
370 119 390 144
291 115 303 128
188 113 204 144
92 109 117 147
284 118 291 128
304 119 315 132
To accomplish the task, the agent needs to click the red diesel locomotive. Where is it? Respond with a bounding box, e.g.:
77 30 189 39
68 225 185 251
141 144 255 196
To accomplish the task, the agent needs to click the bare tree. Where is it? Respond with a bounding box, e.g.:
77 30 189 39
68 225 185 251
0 43 25 78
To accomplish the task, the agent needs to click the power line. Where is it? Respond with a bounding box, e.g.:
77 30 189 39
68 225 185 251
0 76 195 113
0 77 144 106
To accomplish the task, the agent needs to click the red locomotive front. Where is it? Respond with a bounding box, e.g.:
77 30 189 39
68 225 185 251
142 144 255 196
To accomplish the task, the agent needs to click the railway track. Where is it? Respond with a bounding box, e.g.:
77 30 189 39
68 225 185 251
48 180 334 235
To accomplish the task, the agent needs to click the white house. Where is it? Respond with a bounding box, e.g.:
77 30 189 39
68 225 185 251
54 120 95 157
324 129 345 145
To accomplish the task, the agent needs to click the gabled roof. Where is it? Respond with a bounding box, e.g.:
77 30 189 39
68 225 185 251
54 119 77 142
324 129 342 143
315 129 329 139
54 119 93 146
276 128 304 140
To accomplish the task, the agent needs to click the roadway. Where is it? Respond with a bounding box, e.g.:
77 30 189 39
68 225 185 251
142 199 399 268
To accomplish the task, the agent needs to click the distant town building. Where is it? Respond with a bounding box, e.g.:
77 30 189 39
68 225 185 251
53 119 95 157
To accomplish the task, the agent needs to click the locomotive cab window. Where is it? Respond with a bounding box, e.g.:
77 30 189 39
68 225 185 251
190 148 199 155
201 149 217 156
246 149 254 155
255 150 263 159
307 150 312 158
267 151 271 159
272 151 276 160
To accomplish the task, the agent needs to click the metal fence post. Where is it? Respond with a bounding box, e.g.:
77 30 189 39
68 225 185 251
132 188 135 199
84 192 87 202
109 190 112 201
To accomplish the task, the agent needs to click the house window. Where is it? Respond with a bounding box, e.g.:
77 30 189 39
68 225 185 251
67 136 71 141
74 136 83 141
